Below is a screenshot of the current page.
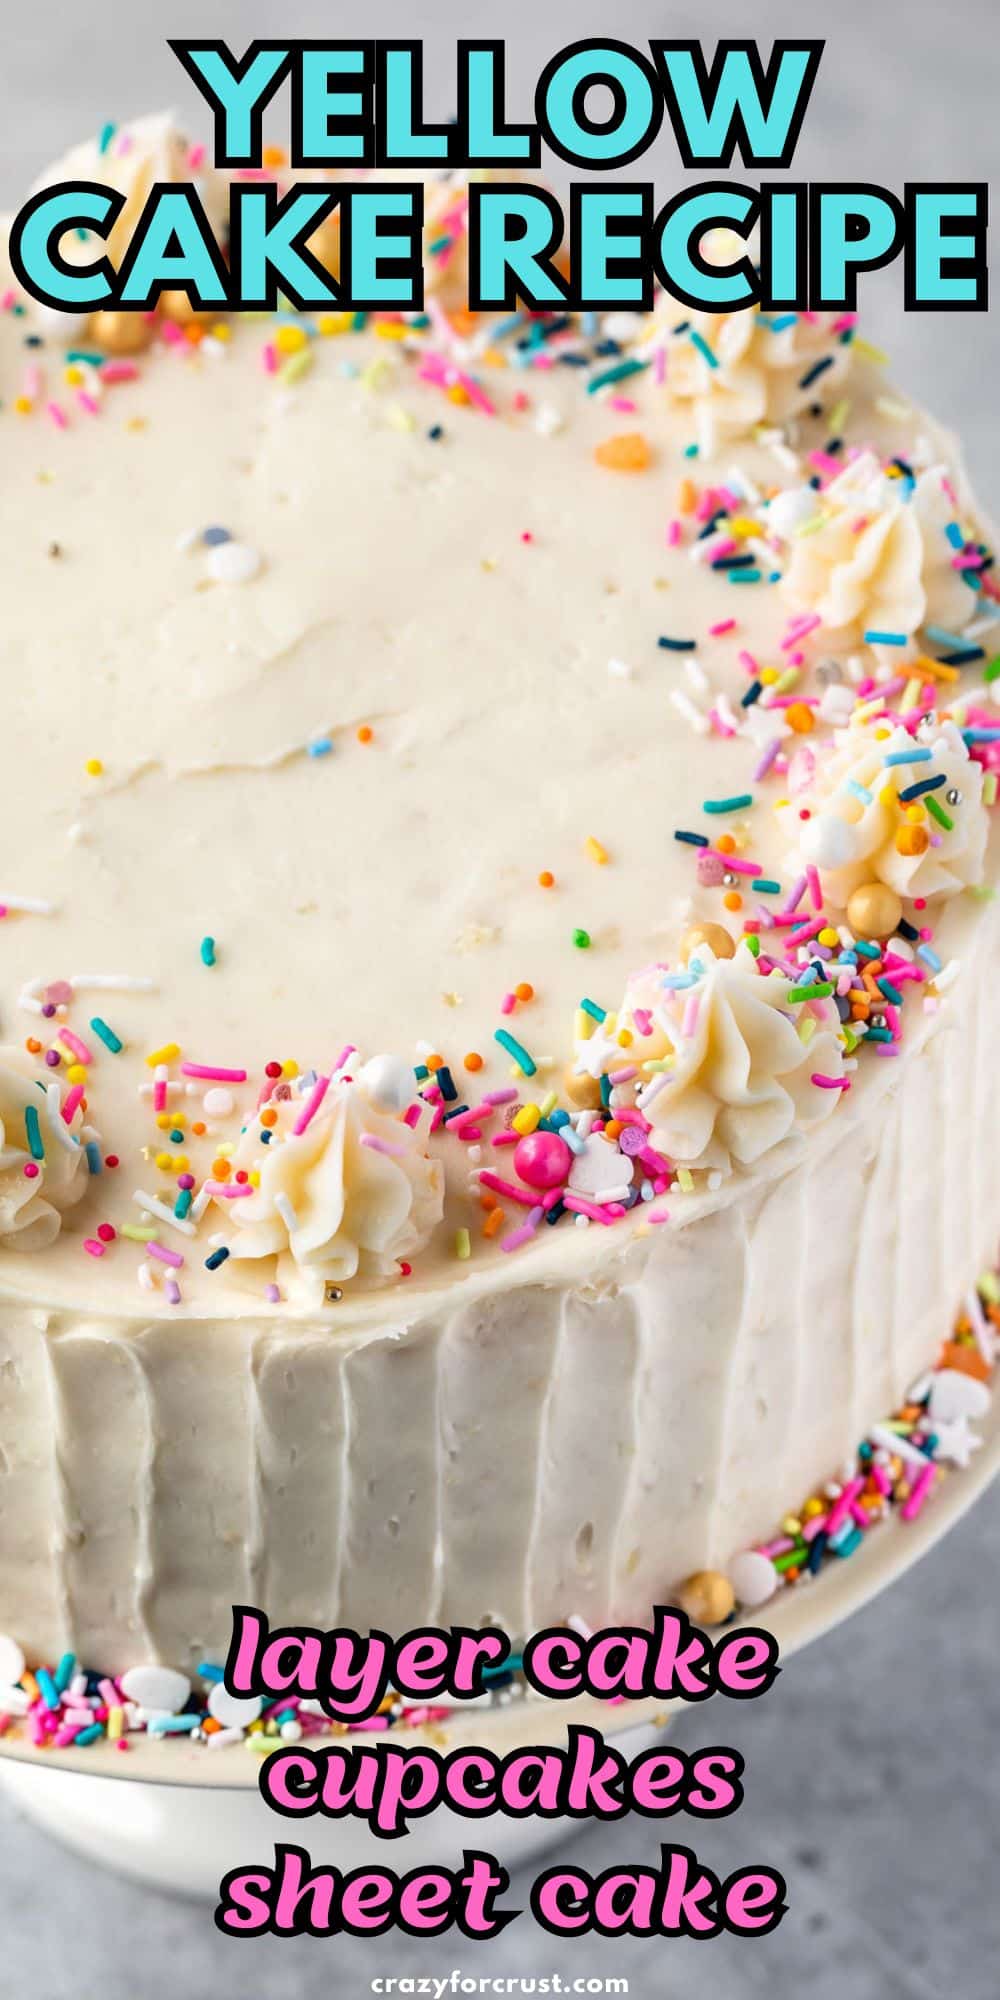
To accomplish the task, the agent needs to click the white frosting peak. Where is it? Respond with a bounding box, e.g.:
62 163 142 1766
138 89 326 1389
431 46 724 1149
0 1053 88 1250
778 716 988 906
216 1075 444 1302
651 304 850 453
619 944 846 1173
776 454 976 643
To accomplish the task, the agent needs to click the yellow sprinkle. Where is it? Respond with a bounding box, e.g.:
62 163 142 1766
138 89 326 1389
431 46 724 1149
447 382 470 405
585 835 609 866
798 1015 818 1045
386 404 416 432
85 757 103 777
676 1168 695 1192
317 311 353 336
852 337 888 365
146 1042 180 1068
760 666 779 686
279 347 314 385
513 1103 540 1135
727 516 762 538
210 322 231 341
374 320 409 341
107 1706 124 1742
538 1092 557 1117
984 772 998 807
454 1227 471 1260
155 1152 175 1172
13 395 32 414
575 1009 596 1042
274 324 309 354
771 666 800 696
249 1169 261 1188
64 364 83 386
360 357 392 393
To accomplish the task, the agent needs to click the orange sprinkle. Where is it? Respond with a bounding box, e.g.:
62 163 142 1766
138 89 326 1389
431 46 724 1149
538 870 555 888
426 1054 444 1072
480 1190 499 1211
464 1052 484 1072
676 477 696 514
785 703 815 734
723 891 743 912
261 1107 278 1127
483 1206 506 1239
262 144 288 168
357 725 373 744
26 1037 41 1054
515 982 534 1003
191 1121 206 1137
594 432 651 473
715 833 736 855
211 1158 230 1180
940 1340 991 1380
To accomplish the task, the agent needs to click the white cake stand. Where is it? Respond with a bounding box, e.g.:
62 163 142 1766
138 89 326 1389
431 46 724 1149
3 1411 998 1900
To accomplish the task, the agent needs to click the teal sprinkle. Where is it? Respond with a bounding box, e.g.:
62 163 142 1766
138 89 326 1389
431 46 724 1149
494 1028 536 1076
200 936 216 967
587 357 648 395
90 1015 123 1054
24 1103 44 1161
683 443 699 459
65 349 106 366
877 977 903 1004
855 940 881 960
689 329 719 370
751 878 781 895
85 1141 102 1174
98 122 116 155
579 998 606 1023
866 1025 893 1041
174 1189 192 1220
703 793 753 814
863 629 907 646
73 1723 106 1747
729 569 763 584
54 1651 76 1693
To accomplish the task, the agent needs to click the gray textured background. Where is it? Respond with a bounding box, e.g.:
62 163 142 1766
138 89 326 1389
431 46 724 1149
2 3 998 1994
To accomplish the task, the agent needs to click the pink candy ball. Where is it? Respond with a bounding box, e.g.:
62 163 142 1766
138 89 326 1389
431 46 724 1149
513 1130 572 1189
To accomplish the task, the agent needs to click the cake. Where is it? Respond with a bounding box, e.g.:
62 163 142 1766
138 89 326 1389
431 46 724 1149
1 116 998 1693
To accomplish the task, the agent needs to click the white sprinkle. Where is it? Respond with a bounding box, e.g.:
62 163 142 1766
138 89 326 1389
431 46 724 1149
206 540 262 585
70 972 156 994
275 1191 299 1234
669 689 710 736
0 895 56 915
534 403 564 438
131 1190 196 1238
607 656 633 680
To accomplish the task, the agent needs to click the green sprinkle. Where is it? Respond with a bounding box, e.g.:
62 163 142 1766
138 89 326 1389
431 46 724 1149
984 656 1000 683
925 793 954 831
703 793 754 815
90 1015 123 1054
743 934 761 957
788 981 834 1002
494 1028 536 1076
200 936 217 967
24 1103 44 1160
573 928 591 950
454 1227 471 1261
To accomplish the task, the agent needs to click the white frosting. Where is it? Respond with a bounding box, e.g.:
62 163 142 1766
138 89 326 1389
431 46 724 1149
217 1077 443 1300
620 944 846 1172
651 303 850 453
776 454 977 642
32 112 227 270
779 717 988 906
0 1053 87 1250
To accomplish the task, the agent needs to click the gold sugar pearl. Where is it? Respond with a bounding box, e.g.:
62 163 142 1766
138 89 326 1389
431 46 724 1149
88 310 154 355
846 882 903 941
562 1066 603 1110
680 922 736 962
676 1569 736 1626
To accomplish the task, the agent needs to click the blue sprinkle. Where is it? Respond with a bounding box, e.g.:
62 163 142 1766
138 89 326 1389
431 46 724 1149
201 525 232 547
307 735 334 758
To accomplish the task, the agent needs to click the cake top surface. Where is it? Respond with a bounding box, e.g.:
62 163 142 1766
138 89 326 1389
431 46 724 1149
0 116 996 1317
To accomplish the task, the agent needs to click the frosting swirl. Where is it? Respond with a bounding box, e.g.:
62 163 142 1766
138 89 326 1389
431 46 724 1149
775 454 976 643
778 715 988 906
214 1074 444 1300
0 1053 88 1251
651 304 850 454
615 944 846 1173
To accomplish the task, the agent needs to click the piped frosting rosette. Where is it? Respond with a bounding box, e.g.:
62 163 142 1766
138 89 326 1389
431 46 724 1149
608 943 846 1175
213 1071 444 1301
774 454 978 646
0 1052 88 1250
778 716 988 907
647 300 850 454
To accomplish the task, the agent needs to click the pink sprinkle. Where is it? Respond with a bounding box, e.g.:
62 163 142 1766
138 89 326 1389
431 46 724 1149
293 1074 330 1136
100 360 139 384
76 391 101 416
708 619 736 637
811 1072 850 1091
359 1132 406 1157
181 1063 248 1082
900 1462 936 1522
188 142 207 170
561 1193 627 1225
59 1027 92 1065
61 1084 85 1124
483 1088 519 1106
825 1477 865 1537
705 849 761 877
478 1170 538 1209
83 1238 105 1258
806 865 823 910
204 1181 254 1198
146 1241 184 1269
262 341 278 374
666 519 682 547
500 992 516 1016
47 402 68 430
401 1103 422 1129
753 738 781 782
781 614 821 649
153 1063 169 1112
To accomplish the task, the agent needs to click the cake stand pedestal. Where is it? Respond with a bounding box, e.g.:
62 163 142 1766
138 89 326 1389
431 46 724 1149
3 1409 999 1900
